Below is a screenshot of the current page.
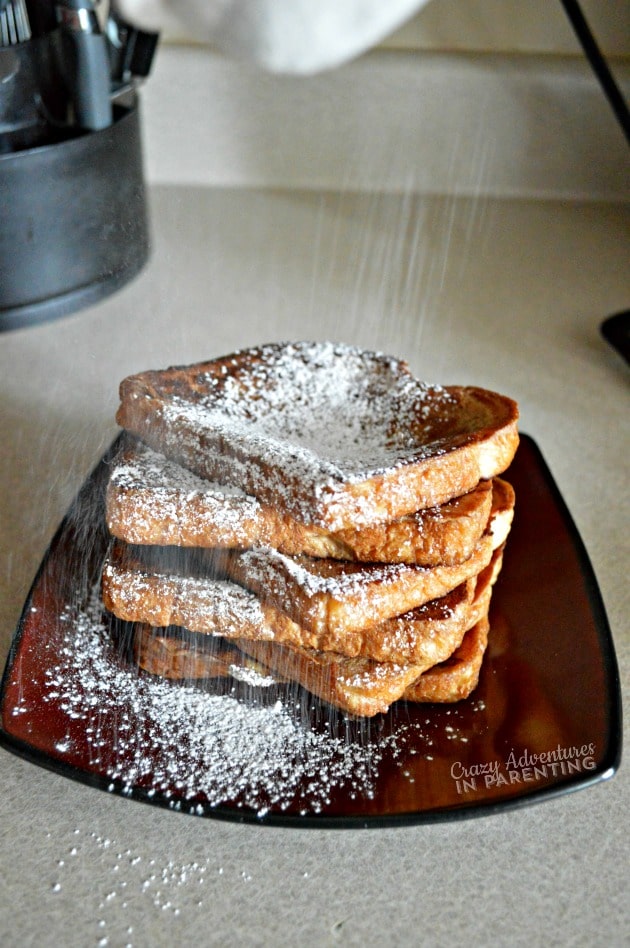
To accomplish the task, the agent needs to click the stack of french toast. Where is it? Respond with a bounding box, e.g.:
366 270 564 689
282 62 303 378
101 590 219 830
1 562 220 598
101 341 519 717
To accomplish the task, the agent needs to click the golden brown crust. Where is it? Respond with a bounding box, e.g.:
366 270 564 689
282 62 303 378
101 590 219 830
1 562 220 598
130 606 492 716
133 628 243 681
260 580 474 664
237 608 493 715
124 549 504 714
233 639 428 717
403 616 490 703
328 481 493 565
250 547 500 667
103 545 485 664
102 543 259 638
223 475 512 636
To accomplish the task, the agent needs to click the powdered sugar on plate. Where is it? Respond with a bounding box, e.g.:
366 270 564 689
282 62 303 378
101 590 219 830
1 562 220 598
34 585 410 819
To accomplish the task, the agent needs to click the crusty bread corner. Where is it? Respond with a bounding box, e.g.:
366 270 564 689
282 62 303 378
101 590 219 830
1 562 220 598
115 342 519 531
403 616 490 703
315 415 518 531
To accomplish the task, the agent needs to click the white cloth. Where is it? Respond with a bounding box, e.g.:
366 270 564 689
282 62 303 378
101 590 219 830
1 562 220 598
116 0 433 74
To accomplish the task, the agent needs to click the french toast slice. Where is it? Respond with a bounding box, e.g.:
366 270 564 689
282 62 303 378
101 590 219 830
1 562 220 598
123 550 503 714
132 632 251 683
127 549 502 685
102 542 498 664
234 614 492 715
399 544 507 704
103 544 261 640
116 341 519 531
132 620 436 717
231 641 435 717
102 482 513 651
225 479 513 635
106 439 494 566
103 531 494 640
132 631 280 688
227 535 494 636
131 614 490 714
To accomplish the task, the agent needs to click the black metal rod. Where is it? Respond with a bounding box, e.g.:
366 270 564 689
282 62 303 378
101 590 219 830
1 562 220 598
560 0 630 146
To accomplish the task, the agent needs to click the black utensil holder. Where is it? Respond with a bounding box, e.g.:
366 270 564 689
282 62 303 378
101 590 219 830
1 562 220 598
0 96 149 331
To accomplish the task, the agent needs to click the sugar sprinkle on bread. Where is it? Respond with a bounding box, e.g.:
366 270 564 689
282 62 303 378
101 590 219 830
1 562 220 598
104 341 519 717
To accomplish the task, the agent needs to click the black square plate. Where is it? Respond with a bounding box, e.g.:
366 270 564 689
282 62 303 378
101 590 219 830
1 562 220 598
0 435 621 827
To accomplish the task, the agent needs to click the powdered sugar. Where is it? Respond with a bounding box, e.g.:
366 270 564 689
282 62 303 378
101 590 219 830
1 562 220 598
194 346 447 474
110 447 250 503
139 342 461 526
238 546 427 598
33 586 408 818
102 557 268 637
107 443 265 546
118 341 519 530
227 663 276 688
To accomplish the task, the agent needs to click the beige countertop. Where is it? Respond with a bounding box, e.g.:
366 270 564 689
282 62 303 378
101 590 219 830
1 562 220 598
1 184 628 948
1 45 629 947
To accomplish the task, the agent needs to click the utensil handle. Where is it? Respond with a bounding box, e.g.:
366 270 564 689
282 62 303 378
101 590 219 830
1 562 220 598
56 1 112 129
